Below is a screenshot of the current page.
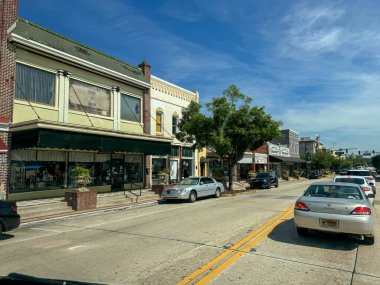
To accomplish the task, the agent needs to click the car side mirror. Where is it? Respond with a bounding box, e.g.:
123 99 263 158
367 194 375 199
200 182 204 185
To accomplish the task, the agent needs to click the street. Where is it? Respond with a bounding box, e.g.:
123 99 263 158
1 179 379 285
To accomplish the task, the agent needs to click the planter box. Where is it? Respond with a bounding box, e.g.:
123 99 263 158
282 176 289 181
152 184 172 195
65 190 97 211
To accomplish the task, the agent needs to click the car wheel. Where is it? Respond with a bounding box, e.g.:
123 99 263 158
214 188 221 198
275 181 279 188
363 235 375 245
267 182 271 189
0 223 3 235
296 226 308 236
189 191 197 203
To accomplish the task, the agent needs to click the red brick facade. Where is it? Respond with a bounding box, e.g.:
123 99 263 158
139 61 152 188
0 0 18 199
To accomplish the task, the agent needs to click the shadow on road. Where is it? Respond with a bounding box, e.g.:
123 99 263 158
268 218 358 251
0 233 15 241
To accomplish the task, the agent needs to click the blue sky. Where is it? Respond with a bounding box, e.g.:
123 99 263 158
19 0 380 154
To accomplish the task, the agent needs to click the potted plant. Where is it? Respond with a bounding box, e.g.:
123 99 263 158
65 165 97 211
282 169 289 181
293 170 300 180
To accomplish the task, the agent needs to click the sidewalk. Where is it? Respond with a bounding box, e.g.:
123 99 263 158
17 177 329 226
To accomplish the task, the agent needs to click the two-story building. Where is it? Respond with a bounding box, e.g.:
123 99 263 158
150 76 201 185
1 16 176 200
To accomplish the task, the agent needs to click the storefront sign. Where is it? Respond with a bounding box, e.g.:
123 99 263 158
254 153 268 164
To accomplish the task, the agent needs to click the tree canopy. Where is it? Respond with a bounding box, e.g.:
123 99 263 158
371 155 380 170
176 85 282 190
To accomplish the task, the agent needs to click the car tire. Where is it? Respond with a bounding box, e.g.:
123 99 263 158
275 181 279 188
267 182 271 189
0 223 3 235
214 188 221 198
296 226 308 236
189 191 197 203
363 235 375 245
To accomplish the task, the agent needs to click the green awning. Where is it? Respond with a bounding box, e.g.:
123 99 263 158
12 130 171 155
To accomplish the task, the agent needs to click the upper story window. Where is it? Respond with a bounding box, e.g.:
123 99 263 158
172 115 178 135
15 63 55 106
182 147 193 158
120 94 141 122
69 79 111 117
156 111 163 133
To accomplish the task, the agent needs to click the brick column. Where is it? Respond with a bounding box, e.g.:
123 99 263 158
0 0 18 200
139 61 152 188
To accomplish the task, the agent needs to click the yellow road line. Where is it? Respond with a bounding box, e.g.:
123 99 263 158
195 210 293 284
177 205 294 285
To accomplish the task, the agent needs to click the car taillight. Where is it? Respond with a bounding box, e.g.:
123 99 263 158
11 204 17 213
295 202 310 211
366 177 374 180
351 207 371 215
361 186 371 192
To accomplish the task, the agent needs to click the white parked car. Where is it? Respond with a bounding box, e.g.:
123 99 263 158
160 177 224 203
334 175 375 205
347 169 376 189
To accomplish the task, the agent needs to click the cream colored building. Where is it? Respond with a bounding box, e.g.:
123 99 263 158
150 76 204 184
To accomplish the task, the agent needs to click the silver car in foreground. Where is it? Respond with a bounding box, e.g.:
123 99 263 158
161 177 224 203
294 182 376 244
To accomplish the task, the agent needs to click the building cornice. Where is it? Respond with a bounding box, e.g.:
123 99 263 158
9 34 151 89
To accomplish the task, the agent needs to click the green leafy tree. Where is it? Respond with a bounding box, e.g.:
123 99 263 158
176 85 282 191
311 151 334 170
371 155 380 170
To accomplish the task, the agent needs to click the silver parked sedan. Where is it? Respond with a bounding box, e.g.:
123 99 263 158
161 177 224 203
294 182 376 244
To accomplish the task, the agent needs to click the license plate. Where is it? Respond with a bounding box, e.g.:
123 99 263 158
319 219 338 229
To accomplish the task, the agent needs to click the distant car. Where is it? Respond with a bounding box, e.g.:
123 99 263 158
160 177 224 203
334 175 375 205
339 169 349 175
294 182 375 244
249 172 278 189
308 170 320 179
0 200 20 235
347 169 376 188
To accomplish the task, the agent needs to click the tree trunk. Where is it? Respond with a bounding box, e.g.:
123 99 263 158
228 160 233 191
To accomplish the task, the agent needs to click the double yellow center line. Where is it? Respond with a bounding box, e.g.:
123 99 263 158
178 205 294 285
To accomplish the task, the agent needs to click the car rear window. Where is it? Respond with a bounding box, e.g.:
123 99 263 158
347 170 372 176
334 177 365 185
304 185 363 199
255 173 269 178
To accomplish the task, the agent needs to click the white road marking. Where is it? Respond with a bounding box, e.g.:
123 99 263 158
29 228 62 233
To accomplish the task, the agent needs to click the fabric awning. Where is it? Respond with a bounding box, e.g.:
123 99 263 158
238 155 253 164
11 129 171 155
269 155 305 163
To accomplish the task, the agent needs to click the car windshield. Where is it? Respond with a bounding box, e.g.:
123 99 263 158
304 185 363 199
255 173 270 178
179 178 199 185
334 178 365 185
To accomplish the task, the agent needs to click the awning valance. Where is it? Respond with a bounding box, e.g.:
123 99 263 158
269 155 305 163
11 129 171 155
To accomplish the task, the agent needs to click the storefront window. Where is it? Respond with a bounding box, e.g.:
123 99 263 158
11 150 66 193
15 63 56 106
124 154 143 184
152 156 167 185
120 94 141 122
69 79 111 116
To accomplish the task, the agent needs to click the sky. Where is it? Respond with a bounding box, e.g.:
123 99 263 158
18 0 380 154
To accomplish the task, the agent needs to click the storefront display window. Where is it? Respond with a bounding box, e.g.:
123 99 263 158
152 156 167 185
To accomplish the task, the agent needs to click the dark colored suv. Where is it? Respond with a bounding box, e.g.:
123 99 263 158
249 172 279 189
0 200 20 235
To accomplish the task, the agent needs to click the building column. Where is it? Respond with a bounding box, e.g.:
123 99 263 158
112 86 121 130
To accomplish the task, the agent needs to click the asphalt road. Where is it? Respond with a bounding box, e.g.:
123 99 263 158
0 178 379 285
